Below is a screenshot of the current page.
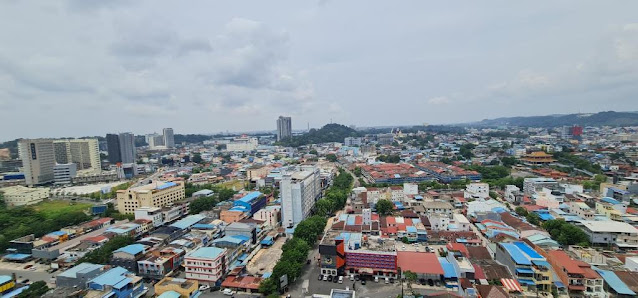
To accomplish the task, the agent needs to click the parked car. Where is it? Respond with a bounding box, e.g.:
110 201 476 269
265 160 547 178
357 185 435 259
361 279 366 285
338 276 343 284
307 259 311 264
23 265 32 269
374 276 379 283
318 274 323 281
349 274 355 281
327 275 333 282
323 275 328 281
222 288 235 296
385 277 389 284
355 275 360 281
332 276 338 283
428 279 434 286
389 278 394 284
199 285 210 291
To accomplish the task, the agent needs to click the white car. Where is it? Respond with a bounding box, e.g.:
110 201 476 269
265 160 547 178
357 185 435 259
222 288 236 296
199 284 210 291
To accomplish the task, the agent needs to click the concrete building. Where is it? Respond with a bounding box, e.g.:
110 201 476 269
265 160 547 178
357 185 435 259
134 207 164 227
85 266 146 298
56 263 106 289
53 163 77 185
163 128 175 148
494 242 553 292
147 134 164 149
154 277 199 298
117 181 185 214
18 139 55 186
110 244 147 274
280 167 322 228
232 191 267 216
253 206 280 227
106 134 122 164
276 116 292 141
546 250 605 297
226 136 258 152
118 133 136 164
464 183 490 200
184 247 227 285
224 222 257 244
579 220 638 249
344 137 362 146
53 139 101 173
523 177 558 195
0 185 49 206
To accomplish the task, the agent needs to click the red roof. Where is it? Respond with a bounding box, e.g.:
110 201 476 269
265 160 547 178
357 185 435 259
446 243 469 257
386 216 396 225
83 236 109 243
522 205 546 212
221 275 262 290
397 252 443 275
548 250 584 275
473 264 487 279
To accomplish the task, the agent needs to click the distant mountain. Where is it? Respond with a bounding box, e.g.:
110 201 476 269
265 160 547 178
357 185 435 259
470 111 638 127
278 123 361 146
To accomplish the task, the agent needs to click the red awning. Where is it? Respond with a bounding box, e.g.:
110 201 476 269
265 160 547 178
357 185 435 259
501 278 523 292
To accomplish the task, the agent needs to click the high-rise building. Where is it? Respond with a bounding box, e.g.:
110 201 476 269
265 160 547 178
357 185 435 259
147 133 164 149
276 116 292 141
106 134 122 164
163 128 175 148
53 139 101 173
280 166 322 228
118 133 136 164
18 139 56 186
106 133 136 164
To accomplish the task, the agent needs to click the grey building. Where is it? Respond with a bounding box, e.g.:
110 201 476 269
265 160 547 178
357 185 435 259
106 134 122 164
224 222 257 244
53 163 77 185
18 139 55 186
118 133 136 164
110 244 146 274
163 128 175 148
276 116 292 141
55 263 105 289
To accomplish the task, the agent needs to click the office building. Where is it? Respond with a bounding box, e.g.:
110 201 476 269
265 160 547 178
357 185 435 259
18 138 56 186
523 177 558 195
53 139 101 173
280 166 322 228
226 135 258 152
276 116 292 141
116 181 185 214
53 163 77 185
163 128 175 148
147 134 164 149
344 137 362 146
0 185 49 206
106 134 122 164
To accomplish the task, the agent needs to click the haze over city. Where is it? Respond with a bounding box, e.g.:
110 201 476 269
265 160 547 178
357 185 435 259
1 1 638 140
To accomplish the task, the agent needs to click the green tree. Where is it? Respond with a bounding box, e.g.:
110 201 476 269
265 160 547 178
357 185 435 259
489 191 498 199
192 153 203 164
309 149 318 155
501 157 518 167
376 199 394 216
315 199 334 217
325 154 338 162
16 280 49 298
353 167 362 177
526 213 541 226
78 236 135 264
515 206 528 216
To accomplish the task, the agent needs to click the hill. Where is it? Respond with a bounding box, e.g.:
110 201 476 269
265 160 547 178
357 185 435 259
278 123 361 147
471 111 638 127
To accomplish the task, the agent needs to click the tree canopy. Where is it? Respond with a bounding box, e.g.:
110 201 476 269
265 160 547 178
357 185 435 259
542 219 589 246
376 199 394 216
78 236 135 264
277 123 361 147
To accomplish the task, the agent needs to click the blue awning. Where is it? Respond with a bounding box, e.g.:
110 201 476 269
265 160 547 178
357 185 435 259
518 279 536 286
554 281 565 289
516 268 534 274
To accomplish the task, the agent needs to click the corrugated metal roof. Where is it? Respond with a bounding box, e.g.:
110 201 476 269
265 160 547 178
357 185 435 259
114 244 145 255
596 269 635 295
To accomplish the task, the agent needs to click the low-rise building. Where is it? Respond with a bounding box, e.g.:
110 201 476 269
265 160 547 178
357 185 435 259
579 220 638 249
494 242 553 292
546 250 605 297
184 247 227 285
135 207 164 227
85 266 146 298
56 263 106 289
154 277 199 298
0 185 49 206
117 181 185 214
110 244 147 274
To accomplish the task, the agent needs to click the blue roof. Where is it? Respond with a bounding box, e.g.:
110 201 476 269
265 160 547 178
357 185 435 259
492 207 507 213
156 182 177 190
189 247 225 259
554 281 565 289
500 243 531 265
158 291 182 298
609 187 630 195
237 191 263 203
406 226 417 233
415 195 423 200
536 213 554 221
532 260 551 268
231 235 250 242
262 272 272 278
438 257 458 278
0 275 12 284
513 242 543 259
2 286 29 298
601 197 621 205
518 279 536 286
50 231 67 236
170 214 206 230
213 236 245 245
596 269 636 295
88 267 129 287
58 263 104 278
192 223 215 230
114 244 145 255
3 253 30 260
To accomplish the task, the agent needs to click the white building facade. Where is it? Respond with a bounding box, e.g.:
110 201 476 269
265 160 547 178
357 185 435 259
280 167 322 228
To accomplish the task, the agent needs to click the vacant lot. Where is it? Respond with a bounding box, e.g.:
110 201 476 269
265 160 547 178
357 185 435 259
33 200 92 219
246 237 286 275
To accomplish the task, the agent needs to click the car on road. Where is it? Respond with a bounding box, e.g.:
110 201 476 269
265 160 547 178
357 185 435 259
23 264 32 269
318 274 323 281
20 279 29 284
306 259 311 264
222 288 235 296
28 267 36 271
199 284 210 291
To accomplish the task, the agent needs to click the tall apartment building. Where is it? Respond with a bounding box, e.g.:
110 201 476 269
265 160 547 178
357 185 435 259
106 133 137 164
18 139 56 186
116 181 185 214
53 139 101 173
163 128 175 148
106 134 122 164
276 116 292 141
280 166 322 228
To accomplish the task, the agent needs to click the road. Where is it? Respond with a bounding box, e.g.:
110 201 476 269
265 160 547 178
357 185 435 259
0 268 56 286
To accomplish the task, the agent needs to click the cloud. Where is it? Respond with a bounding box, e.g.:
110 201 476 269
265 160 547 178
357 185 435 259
427 96 450 105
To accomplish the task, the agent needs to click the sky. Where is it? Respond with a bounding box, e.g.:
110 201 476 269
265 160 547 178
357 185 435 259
1 1 637 141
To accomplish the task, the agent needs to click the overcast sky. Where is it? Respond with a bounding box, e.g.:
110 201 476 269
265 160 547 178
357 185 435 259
1 1 637 141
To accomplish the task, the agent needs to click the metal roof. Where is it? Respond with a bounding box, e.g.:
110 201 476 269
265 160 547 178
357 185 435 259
170 214 206 230
188 247 225 259
114 244 145 255
596 269 636 295
58 263 104 278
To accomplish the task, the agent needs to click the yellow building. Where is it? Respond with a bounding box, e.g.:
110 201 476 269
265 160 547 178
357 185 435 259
0 275 15 294
117 181 185 214
154 277 199 298
521 151 556 165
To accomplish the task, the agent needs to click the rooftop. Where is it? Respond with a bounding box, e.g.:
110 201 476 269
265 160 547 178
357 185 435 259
58 263 104 278
187 247 226 259
397 251 443 275
581 220 638 233
114 244 145 255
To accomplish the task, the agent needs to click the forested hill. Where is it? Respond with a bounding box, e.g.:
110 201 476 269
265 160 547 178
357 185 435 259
471 111 638 127
278 123 361 147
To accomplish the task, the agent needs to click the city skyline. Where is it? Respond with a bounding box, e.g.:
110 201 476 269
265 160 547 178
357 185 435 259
1 1 637 141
